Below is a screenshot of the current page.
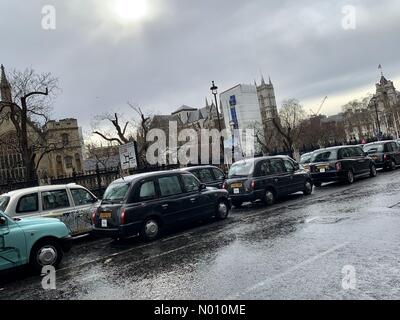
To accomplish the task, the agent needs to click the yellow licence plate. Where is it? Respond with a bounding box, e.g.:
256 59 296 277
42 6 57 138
231 183 242 188
100 212 112 219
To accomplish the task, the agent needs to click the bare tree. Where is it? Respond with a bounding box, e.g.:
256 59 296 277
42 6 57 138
93 112 132 145
86 142 117 170
92 102 152 167
273 98 306 158
248 121 274 155
0 67 60 180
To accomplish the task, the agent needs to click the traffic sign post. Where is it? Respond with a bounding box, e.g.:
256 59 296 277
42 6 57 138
119 142 138 171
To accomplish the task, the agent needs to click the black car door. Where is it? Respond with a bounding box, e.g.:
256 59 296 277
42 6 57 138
211 167 225 188
268 159 292 196
156 175 192 224
126 179 160 225
283 158 304 192
339 147 356 173
180 174 213 219
390 142 400 164
351 146 369 173
197 168 217 187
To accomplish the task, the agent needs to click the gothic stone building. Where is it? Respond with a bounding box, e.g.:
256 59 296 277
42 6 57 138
0 64 83 182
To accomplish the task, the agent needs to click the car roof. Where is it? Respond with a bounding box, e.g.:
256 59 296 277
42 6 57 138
313 145 359 153
111 170 191 184
180 165 221 171
364 140 393 146
232 155 292 165
0 183 85 198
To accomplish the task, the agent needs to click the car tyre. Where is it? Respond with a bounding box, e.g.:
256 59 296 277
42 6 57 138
140 218 161 242
215 200 230 220
303 180 313 195
370 164 377 177
390 160 396 171
29 239 63 274
346 170 355 184
263 189 275 206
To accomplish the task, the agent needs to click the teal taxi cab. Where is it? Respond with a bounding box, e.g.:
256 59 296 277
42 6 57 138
0 210 71 272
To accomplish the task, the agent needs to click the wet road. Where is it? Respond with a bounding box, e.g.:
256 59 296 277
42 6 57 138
1 169 400 300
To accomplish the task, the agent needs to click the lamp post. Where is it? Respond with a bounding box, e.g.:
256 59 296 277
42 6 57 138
372 97 382 140
210 81 224 163
210 81 223 132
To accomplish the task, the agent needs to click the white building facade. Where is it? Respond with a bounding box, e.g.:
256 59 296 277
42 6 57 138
220 84 262 134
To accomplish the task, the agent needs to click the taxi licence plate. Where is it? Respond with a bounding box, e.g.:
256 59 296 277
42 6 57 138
100 212 112 219
231 183 242 188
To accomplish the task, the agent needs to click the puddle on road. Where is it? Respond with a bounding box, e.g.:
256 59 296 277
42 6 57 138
306 216 350 224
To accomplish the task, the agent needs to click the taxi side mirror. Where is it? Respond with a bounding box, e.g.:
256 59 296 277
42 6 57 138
199 183 207 191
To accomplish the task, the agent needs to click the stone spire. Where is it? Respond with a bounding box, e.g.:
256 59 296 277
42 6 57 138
1 64 12 103
205 97 209 107
269 76 272 86
261 75 266 86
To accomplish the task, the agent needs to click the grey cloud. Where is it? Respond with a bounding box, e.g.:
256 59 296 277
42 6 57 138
1 0 399 131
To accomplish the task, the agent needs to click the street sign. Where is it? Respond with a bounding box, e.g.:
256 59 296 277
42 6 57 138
119 142 138 170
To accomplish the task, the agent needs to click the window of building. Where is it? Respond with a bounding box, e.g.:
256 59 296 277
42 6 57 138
65 156 73 169
61 133 69 145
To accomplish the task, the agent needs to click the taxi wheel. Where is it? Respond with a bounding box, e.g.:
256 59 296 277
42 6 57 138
29 239 63 274
346 170 355 184
215 200 229 220
303 180 313 195
263 189 275 206
140 218 161 242
370 164 377 177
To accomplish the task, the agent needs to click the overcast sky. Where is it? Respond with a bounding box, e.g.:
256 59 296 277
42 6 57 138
1 0 399 137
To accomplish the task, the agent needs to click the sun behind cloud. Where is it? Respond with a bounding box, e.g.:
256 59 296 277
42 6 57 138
113 0 149 23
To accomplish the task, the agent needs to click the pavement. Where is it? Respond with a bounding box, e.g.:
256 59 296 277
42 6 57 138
1 169 400 300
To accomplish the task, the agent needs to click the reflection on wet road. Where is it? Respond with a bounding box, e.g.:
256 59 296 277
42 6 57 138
1 169 400 299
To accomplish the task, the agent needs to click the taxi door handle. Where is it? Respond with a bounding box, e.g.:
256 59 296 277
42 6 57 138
162 204 169 209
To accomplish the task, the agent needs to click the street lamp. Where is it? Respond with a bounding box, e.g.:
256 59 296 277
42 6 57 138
210 81 224 163
210 81 223 132
371 97 382 140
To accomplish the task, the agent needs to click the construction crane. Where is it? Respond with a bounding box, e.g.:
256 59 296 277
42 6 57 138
310 96 328 117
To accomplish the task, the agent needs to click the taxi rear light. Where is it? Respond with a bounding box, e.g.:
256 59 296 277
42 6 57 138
91 208 97 224
222 181 228 189
335 162 342 171
251 180 256 190
120 208 126 225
